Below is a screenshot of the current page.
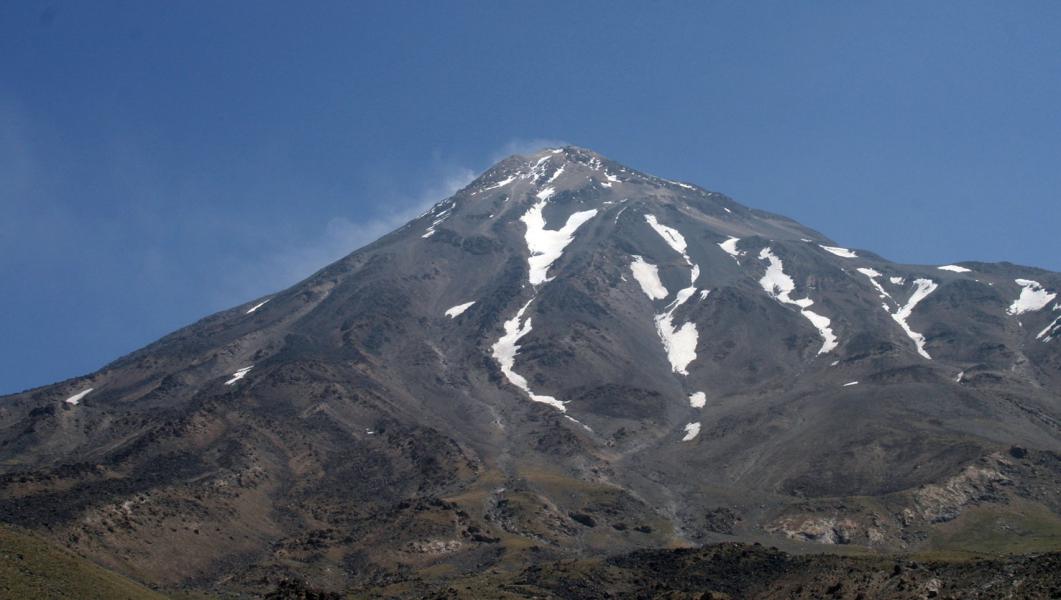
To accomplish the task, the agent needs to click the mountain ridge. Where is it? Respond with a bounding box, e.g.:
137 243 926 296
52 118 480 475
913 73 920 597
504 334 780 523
1 146 1059 596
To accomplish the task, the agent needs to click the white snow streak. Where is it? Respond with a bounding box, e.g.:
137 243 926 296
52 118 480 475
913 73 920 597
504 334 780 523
843 381 859 387
1008 279 1056 315
546 164 565 183
64 388 93 405
490 300 566 412
422 204 454 238
857 268 893 303
643 215 703 373
681 422 701 441
655 286 699 374
1038 313 1061 342
938 265 971 273
644 215 688 257
521 201 598 286
444 301 476 318
891 278 938 359
483 175 517 191
489 195 599 414
635 216 711 442
526 155 553 183
630 256 669 300
820 245 857 258
719 237 742 261
689 391 706 408
246 298 271 314
757 248 838 354
225 366 253 385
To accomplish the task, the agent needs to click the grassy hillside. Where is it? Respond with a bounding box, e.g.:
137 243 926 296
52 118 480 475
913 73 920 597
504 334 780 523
0 524 168 600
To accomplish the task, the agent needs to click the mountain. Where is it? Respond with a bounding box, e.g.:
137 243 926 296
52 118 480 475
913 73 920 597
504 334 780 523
0 523 168 600
1 147 1060 596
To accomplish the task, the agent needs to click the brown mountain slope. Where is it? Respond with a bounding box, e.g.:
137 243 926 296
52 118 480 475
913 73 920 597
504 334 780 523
1 147 1059 595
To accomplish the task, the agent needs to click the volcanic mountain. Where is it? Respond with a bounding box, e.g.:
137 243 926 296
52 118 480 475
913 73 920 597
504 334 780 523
2 147 1060 596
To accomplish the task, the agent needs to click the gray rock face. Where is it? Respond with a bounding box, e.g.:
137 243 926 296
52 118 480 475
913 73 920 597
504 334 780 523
1 146 1059 593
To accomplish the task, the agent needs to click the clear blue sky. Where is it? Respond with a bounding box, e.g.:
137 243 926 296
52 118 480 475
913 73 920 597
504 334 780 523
2 2 1060 393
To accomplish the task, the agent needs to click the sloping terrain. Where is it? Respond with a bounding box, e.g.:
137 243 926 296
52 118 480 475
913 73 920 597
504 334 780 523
415 543 1061 600
0 523 168 600
0 147 1058 595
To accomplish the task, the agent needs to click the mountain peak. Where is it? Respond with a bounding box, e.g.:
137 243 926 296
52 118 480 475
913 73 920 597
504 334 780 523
1 147 1059 597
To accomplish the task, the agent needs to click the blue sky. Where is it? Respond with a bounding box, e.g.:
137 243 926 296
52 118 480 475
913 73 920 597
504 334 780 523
2 1 1060 393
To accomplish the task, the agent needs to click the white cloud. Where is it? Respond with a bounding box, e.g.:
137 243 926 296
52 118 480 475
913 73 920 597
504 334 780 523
489 137 570 162
235 139 573 299
224 162 477 301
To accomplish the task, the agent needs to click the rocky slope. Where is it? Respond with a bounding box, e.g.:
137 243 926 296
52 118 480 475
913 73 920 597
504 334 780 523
0 147 1059 595
418 543 1061 600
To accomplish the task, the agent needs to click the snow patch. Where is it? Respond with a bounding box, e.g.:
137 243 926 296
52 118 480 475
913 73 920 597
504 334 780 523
246 298 271 314
859 272 937 358
535 186 555 201
422 203 454 238
757 248 838 354
546 164 565 183
641 215 704 375
526 155 553 183
938 265 971 273
630 256 669 300
843 381 859 387
889 276 905 286
1008 279 1056 316
654 287 699 374
445 301 476 318
689 391 706 408
857 268 893 303
719 237 742 260
491 300 566 412
681 422 701 441
64 388 93 405
644 215 688 256
645 222 702 372
891 278 938 359
225 366 253 385
1038 314 1061 342
820 245 857 258
483 175 517 191
521 201 598 286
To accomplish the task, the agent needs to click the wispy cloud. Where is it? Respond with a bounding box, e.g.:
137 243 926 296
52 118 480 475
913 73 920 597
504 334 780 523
225 139 574 302
235 163 476 299
489 137 570 163
1 128 547 330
